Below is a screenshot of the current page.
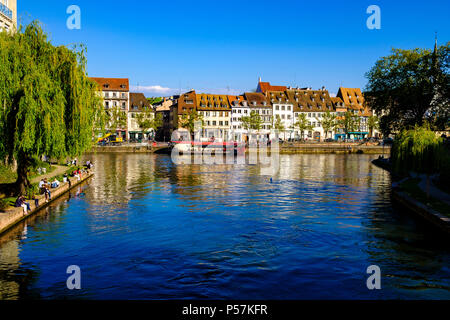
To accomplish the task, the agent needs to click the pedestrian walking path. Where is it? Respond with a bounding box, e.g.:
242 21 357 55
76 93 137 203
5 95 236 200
30 165 71 184
416 174 450 206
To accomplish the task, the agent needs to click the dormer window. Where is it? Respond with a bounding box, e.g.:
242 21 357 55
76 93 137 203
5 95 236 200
120 84 126 89
103 84 109 89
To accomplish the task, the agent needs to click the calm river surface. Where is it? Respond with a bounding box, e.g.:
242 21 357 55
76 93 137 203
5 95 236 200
0 154 449 299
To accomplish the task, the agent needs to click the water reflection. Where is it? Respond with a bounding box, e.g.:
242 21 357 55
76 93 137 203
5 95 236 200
0 154 449 299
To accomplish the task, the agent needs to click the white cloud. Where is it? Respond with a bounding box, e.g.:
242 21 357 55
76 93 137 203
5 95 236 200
131 85 179 96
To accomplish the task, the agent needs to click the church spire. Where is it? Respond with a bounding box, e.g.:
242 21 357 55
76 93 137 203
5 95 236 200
434 32 438 53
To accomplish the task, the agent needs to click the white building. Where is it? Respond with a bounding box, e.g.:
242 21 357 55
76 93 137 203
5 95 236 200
267 91 294 140
229 95 250 141
287 88 336 140
90 77 130 141
128 93 155 141
0 0 16 32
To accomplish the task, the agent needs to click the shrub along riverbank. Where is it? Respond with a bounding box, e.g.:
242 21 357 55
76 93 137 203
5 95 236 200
382 124 450 233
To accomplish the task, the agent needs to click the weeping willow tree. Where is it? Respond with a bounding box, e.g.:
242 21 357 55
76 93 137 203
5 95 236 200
0 22 105 195
391 123 446 176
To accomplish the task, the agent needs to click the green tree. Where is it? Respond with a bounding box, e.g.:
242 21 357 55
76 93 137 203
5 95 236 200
317 110 336 139
136 110 163 139
368 115 379 137
365 43 450 133
338 111 358 139
0 22 105 195
241 111 263 131
178 109 203 139
294 113 313 139
147 97 163 105
273 115 286 139
107 106 127 134
391 123 448 176
241 114 252 131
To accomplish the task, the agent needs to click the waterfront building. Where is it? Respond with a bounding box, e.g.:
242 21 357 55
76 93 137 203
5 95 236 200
244 92 273 135
196 93 231 141
331 97 348 140
154 96 179 142
336 87 372 140
170 90 197 140
91 77 130 141
228 95 250 141
0 0 16 32
287 88 335 140
128 93 155 141
266 90 294 140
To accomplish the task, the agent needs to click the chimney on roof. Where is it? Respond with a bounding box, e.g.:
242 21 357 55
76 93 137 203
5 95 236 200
259 77 262 83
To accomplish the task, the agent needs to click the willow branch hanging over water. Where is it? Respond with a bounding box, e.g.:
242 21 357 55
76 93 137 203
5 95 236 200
0 21 106 195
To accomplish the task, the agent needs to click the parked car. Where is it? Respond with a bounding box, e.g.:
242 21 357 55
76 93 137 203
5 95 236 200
324 138 335 142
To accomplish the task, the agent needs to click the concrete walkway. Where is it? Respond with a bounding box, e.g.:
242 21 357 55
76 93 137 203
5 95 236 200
30 165 71 184
0 171 93 236
413 173 450 206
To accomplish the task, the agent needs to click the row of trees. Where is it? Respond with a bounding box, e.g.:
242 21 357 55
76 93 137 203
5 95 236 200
100 104 163 140
176 109 379 139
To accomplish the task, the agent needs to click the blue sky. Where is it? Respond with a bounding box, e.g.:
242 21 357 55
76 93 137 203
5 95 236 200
18 0 450 97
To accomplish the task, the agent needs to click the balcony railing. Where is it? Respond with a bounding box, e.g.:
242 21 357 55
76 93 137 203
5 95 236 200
0 3 13 20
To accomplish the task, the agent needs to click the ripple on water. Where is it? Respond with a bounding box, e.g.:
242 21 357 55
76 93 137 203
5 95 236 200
0 154 449 299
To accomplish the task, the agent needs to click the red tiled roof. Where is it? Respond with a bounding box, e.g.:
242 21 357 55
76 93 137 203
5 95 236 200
90 77 129 92
257 82 287 93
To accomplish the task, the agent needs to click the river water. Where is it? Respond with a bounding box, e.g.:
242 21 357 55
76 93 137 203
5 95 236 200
0 153 449 300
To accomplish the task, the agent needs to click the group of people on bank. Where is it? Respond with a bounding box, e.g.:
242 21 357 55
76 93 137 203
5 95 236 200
14 160 94 215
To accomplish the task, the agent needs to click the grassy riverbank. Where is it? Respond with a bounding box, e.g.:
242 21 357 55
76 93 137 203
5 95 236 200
0 162 58 185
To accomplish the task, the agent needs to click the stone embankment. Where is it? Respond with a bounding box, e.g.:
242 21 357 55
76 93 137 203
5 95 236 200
0 171 93 236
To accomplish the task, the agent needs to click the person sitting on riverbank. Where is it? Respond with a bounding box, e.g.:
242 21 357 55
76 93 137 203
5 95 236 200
39 178 52 202
73 169 81 181
51 178 60 188
85 160 93 170
15 195 31 214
